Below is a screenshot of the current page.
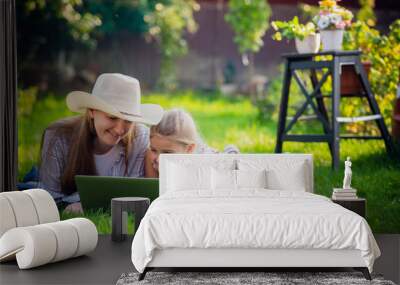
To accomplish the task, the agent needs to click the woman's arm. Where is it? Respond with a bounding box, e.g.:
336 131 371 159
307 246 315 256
39 130 65 201
144 149 158 178
39 130 80 204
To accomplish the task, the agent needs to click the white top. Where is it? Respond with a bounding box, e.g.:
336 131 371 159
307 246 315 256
94 145 121 176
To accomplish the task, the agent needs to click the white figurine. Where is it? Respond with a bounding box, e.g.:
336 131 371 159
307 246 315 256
343 157 352 189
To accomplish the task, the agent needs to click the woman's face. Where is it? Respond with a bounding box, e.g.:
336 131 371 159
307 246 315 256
90 110 133 152
149 135 195 171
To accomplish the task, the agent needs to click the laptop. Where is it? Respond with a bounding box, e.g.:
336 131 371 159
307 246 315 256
75 175 159 211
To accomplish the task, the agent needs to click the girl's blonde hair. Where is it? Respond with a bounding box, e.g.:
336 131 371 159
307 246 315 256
150 108 198 145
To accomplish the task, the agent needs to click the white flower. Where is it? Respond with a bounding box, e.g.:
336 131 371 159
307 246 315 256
329 14 342 25
317 15 330 30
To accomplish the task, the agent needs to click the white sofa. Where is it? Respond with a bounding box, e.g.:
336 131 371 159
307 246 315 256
0 189 98 269
132 154 379 280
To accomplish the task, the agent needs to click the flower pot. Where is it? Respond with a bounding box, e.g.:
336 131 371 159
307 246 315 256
295 34 321 54
392 97 400 142
320 29 344 51
391 75 400 142
340 62 371 95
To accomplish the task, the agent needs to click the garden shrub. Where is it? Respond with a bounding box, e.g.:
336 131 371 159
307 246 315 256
256 72 282 123
225 0 271 90
342 19 400 134
255 65 317 128
225 0 271 55
18 87 38 117
144 0 200 91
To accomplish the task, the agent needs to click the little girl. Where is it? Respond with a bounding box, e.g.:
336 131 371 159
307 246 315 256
145 108 239 177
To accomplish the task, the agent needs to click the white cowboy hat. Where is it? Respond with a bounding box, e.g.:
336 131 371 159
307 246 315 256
66 73 163 125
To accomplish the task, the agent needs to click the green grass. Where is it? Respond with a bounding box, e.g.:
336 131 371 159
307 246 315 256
61 209 136 234
18 90 400 234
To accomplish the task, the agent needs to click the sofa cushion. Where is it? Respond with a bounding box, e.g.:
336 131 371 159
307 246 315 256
0 189 60 238
0 196 17 237
24 189 60 223
0 218 97 269
0 191 39 228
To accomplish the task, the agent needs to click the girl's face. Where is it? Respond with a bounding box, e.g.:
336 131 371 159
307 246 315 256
90 109 133 153
149 135 195 171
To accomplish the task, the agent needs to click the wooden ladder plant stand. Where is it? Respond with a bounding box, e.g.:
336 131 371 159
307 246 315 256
275 50 395 169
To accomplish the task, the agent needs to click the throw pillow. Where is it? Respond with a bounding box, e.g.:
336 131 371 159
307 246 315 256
236 169 267 189
167 162 212 192
211 168 237 191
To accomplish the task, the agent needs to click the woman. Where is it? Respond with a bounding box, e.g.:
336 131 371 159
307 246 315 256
39 73 163 213
145 108 239 177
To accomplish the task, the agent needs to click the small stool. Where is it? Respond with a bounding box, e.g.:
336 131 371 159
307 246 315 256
111 197 150 242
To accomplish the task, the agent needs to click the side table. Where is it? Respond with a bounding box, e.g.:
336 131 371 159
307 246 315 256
111 197 150 242
332 197 366 218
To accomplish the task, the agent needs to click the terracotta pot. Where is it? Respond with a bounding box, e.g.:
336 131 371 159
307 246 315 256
320 30 344 51
392 77 400 141
295 34 320 54
392 98 400 141
340 62 371 95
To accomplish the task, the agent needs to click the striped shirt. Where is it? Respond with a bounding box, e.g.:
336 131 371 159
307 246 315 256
38 123 149 204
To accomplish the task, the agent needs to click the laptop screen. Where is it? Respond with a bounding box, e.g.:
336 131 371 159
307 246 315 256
75 176 159 211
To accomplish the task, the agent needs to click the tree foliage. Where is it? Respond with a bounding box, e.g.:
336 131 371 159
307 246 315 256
342 19 400 134
357 0 376 27
224 0 271 55
144 0 200 91
83 0 149 37
17 0 202 91
17 0 101 63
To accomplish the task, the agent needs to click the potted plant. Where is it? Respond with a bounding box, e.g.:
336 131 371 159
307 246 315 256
313 0 353 51
272 16 320 54
340 62 371 95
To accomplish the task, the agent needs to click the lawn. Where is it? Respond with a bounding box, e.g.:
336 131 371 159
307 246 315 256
18 90 400 233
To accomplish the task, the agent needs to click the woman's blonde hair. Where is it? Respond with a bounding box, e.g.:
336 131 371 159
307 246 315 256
40 110 136 195
150 108 198 146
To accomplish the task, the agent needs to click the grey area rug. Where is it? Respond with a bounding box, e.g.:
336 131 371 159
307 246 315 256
116 272 396 285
